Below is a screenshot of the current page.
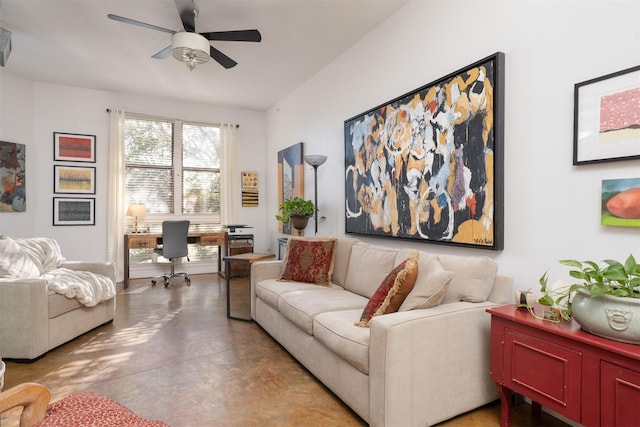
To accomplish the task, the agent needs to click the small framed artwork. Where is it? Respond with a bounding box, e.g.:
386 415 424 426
53 197 95 226
601 177 640 227
241 171 259 207
54 165 96 194
54 132 96 163
574 65 640 165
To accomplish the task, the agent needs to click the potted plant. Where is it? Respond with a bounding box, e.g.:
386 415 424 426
276 197 315 232
538 254 640 344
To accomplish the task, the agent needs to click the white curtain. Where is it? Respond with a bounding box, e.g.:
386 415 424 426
107 109 126 282
220 124 237 226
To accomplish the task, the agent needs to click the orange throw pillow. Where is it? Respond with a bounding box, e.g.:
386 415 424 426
355 251 419 327
278 238 337 286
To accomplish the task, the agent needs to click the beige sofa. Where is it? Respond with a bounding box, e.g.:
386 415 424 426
251 235 512 427
0 236 116 360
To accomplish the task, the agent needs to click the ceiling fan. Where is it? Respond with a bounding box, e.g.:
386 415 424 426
108 0 261 70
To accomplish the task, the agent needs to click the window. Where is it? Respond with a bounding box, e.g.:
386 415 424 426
124 116 221 222
124 115 221 266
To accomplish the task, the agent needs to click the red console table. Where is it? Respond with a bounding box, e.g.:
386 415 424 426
487 304 640 427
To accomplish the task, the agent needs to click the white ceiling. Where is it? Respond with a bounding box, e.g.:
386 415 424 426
0 0 406 111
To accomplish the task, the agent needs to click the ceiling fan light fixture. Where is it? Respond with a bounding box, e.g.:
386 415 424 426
171 32 210 71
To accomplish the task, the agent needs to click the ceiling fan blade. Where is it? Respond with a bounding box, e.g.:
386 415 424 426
107 14 175 35
152 46 173 59
200 29 262 43
209 46 237 69
174 0 196 32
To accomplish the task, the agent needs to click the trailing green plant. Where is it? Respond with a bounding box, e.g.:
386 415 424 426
538 254 640 321
275 197 315 224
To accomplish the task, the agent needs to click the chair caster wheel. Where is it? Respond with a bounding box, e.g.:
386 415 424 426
186 279 191 286
151 280 157 286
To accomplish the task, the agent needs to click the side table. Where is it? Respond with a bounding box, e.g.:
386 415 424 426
487 304 640 427
223 253 275 321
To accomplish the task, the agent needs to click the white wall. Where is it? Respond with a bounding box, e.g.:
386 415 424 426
266 0 640 292
0 74 269 263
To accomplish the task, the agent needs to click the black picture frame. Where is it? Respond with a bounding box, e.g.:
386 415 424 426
53 132 96 163
53 197 95 226
573 64 640 165
53 165 96 194
344 52 505 250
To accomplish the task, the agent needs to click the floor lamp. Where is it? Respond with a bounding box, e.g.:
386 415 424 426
304 154 327 234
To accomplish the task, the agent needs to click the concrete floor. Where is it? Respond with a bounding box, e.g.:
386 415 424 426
1 274 569 426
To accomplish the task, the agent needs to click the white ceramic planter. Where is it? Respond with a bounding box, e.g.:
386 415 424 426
571 288 640 345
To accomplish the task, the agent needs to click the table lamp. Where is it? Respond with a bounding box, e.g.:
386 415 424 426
126 204 146 233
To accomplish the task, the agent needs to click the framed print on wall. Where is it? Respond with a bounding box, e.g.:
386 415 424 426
344 52 505 250
54 132 96 163
0 140 26 212
574 65 640 165
53 197 95 225
601 177 640 227
54 165 96 194
277 142 304 235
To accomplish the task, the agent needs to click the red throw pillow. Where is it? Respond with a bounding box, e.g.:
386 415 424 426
355 251 419 327
279 238 337 286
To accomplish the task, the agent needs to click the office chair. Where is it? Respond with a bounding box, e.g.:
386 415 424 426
151 220 191 287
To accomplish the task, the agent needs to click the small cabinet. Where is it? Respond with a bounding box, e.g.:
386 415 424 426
488 305 640 427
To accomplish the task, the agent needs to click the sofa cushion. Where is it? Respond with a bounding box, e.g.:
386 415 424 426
48 290 83 318
0 235 41 279
314 309 371 374
439 254 498 303
344 243 398 298
399 254 455 311
279 238 337 285
278 289 368 335
255 279 343 311
356 251 419 327
316 234 359 287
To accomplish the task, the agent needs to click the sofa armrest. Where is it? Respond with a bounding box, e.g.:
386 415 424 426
251 260 283 283
0 279 49 359
250 260 283 319
61 261 116 283
368 301 498 427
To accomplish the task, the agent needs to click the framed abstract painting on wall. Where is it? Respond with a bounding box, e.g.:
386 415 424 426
277 142 304 235
0 140 26 212
344 52 505 250
54 132 96 163
574 65 640 165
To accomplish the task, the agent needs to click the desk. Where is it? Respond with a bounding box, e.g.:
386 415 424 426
223 253 275 321
124 231 227 288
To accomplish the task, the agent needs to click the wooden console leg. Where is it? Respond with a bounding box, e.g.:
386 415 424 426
532 400 542 418
496 383 513 427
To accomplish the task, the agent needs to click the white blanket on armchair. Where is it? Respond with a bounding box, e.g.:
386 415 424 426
42 267 115 307
0 236 116 307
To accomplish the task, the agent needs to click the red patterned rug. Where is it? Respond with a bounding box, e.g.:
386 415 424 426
34 392 171 426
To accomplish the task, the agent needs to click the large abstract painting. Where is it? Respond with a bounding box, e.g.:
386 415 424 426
278 142 304 235
0 141 26 212
344 53 504 249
